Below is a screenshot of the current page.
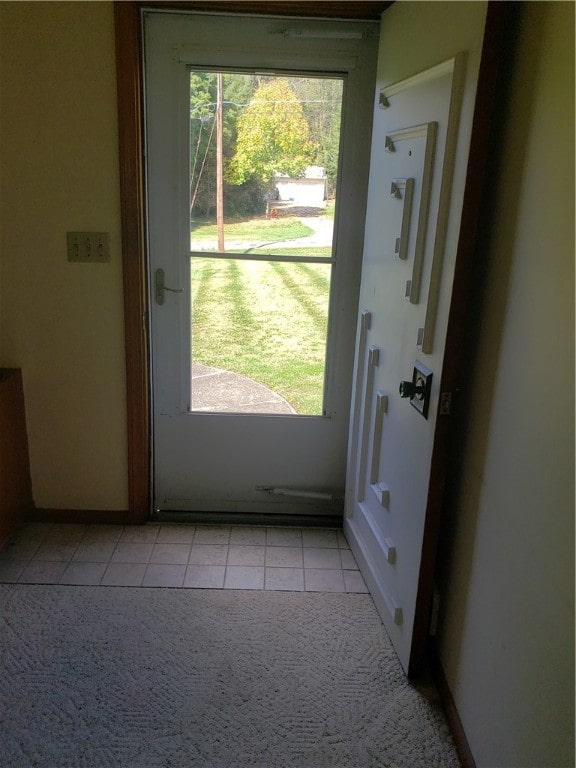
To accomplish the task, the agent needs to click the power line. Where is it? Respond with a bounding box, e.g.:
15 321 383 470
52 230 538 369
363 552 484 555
191 99 341 117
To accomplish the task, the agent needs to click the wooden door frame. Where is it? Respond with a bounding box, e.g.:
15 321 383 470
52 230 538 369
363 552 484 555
113 4 510 675
114 2 149 524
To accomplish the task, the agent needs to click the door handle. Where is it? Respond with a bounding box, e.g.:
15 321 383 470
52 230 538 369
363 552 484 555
155 268 183 305
399 379 425 399
399 361 433 419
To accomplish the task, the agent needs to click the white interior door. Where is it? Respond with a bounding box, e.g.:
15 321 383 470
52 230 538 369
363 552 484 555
145 11 378 517
345 1 490 674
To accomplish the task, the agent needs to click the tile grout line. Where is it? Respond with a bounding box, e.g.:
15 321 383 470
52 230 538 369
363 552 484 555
223 533 231 588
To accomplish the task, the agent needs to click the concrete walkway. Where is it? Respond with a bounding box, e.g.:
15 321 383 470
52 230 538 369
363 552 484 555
190 363 296 414
190 215 333 253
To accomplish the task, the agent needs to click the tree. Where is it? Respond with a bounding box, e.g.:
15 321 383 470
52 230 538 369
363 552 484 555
189 71 262 219
288 76 343 197
227 78 315 186
189 72 218 217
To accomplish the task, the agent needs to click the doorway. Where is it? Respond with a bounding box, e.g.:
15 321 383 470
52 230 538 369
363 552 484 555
116 0 504 675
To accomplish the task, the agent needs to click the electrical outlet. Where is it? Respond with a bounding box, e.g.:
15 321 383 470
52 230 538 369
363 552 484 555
67 231 110 263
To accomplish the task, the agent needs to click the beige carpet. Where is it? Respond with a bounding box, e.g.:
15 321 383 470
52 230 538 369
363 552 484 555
0 585 459 767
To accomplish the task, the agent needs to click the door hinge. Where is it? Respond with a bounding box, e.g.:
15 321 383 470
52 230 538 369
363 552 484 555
439 392 452 415
429 587 441 636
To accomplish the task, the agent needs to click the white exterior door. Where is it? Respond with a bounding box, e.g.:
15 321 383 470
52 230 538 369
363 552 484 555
145 12 378 517
345 1 490 674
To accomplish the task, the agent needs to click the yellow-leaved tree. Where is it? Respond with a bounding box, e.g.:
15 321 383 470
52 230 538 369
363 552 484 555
227 78 316 186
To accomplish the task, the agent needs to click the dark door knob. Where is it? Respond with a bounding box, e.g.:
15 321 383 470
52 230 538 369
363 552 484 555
400 362 433 419
399 379 425 399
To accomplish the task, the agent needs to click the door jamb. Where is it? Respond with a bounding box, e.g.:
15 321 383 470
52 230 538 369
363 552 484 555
114 3 149 524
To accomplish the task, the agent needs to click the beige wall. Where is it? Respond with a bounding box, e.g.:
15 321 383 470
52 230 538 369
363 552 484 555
0 1 574 763
0 1 128 509
437 3 575 766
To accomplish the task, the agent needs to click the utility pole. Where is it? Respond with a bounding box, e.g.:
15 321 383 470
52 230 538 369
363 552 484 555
216 72 225 252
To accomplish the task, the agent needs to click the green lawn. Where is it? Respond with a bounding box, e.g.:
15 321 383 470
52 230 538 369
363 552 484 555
191 217 314 241
323 200 336 219
237 246 332 257
191 256 331 414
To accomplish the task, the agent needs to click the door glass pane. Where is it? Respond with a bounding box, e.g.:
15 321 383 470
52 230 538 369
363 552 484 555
189 71 343 414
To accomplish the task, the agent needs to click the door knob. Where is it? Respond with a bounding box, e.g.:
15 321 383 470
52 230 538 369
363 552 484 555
155 268 183 305
399 379 425 399
399 361 433 419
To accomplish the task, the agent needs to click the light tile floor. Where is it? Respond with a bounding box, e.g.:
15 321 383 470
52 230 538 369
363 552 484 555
0 523 368 593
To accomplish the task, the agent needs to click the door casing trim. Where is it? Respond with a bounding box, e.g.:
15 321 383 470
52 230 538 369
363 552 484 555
115 3 150 523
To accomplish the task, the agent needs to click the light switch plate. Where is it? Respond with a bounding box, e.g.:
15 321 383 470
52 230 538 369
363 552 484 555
67 231 110 263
